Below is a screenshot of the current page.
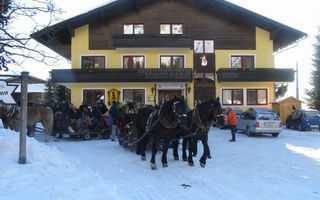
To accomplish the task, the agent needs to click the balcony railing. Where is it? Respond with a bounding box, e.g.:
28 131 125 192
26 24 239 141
216 68 295 82
112 34 193 49
51 68 193 83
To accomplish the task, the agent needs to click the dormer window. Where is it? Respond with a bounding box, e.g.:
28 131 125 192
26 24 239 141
160 24 183 34
123 24 144 34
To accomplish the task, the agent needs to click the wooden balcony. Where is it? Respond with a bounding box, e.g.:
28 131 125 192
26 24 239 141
112 35 193 49
51 68 193 83
216 68 295 82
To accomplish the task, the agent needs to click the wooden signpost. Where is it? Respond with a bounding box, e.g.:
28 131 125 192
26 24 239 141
0 72 28 164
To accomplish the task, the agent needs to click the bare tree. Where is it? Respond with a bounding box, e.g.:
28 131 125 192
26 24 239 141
0 0 63 72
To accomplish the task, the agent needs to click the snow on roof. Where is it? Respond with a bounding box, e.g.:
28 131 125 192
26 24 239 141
14 84 46 93
272 96 304 104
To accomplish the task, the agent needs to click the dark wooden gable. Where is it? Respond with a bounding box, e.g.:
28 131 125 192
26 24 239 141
89 0 255 50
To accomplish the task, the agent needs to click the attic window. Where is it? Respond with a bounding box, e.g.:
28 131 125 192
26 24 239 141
123 24 144 34
160 24 183 35
194 40 214 53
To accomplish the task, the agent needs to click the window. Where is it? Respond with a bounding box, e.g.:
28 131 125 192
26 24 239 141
194 40 214 53
123 56 145 69
222 89 243 105
231 55 255 69
194 73 215 87
160 56 184 68
160 24 183 34
247 89 267 105
81 56 105 70
83 89 105 106
123 89 145 104
123 24 144 34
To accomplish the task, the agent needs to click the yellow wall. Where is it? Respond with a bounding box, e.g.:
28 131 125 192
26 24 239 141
71 25 194 107
71 25 275 109
215 27 275 108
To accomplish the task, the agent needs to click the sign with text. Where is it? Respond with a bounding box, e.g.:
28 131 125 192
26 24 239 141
0 80 18 104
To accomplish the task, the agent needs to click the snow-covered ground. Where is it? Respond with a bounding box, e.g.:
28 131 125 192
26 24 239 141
1 123 320 200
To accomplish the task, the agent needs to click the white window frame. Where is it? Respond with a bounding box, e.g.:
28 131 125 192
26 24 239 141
121 87 147 104
229 54 256 69
158 54 186 68
121 54 147 69
79 54 107 69
220 87 269 107
81 88 107 105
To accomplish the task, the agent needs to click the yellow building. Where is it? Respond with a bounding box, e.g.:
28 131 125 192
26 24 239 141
32 0 306 109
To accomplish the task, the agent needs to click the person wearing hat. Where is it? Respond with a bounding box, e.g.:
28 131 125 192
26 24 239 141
226 107 238 142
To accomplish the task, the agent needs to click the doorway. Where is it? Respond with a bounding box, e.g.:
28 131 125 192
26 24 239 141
158 90 183 105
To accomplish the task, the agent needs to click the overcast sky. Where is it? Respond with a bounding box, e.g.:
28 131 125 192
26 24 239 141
3 0 320 102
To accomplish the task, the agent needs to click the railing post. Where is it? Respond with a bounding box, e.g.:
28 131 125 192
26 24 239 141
19 71 28 164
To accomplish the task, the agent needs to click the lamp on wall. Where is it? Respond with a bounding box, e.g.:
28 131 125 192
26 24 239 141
151 87 155 94
187 86 191 94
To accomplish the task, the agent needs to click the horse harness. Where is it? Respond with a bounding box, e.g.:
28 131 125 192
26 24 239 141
1 105 18 123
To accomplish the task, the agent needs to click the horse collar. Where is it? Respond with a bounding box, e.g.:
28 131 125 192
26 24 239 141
3 105 17 122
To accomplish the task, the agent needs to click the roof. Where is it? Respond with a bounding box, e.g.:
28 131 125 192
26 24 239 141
272 96 304 104
31 0 307 59
6 75 46 84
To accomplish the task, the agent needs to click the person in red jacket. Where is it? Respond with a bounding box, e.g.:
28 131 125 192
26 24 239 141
226 107 238 142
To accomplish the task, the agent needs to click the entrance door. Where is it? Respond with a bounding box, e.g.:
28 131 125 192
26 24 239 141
158 90 182 105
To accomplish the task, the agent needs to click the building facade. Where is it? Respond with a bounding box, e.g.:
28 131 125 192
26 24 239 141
32 0 306 109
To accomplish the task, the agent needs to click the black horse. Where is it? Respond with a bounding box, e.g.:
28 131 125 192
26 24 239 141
133 96 188 170
172 98 223 167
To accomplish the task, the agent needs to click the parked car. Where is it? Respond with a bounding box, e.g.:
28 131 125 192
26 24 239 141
237 107 282 137
215 107 243 129
286 109 320 131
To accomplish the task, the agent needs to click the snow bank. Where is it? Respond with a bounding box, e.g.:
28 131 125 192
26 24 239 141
0 131 116 200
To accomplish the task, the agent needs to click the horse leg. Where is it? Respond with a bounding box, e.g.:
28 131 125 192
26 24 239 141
172 140 179 160
161 139 169 167
193 139 198 157
206 134 212 159
182 138 188 161
150 137 160 170
187 138 195 166
199 137 209 168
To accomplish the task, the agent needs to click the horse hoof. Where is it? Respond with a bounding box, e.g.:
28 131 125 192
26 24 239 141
163 163 168 168
141 155 146 161
151 163 157 170
183 157 188 162
200 162 206 168
207 155 212 159
188 162 194 167
174 156 179 161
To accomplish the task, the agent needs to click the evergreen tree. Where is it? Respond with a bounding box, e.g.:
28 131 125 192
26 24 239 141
306 29 320 110
43 77 56 107
55 84 70 103
275 83 288 99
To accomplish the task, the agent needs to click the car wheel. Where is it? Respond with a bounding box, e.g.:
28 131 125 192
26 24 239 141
298 124 303 131
272 133 279 137
246 126 252 137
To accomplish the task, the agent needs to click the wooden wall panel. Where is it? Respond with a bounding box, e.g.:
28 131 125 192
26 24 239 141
89 0 255 50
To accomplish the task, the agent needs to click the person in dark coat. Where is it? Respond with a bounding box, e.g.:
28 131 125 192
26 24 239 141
109 101 120 141
99 100 108 115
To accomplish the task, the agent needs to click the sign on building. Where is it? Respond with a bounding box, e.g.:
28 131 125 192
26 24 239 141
0 80 18 104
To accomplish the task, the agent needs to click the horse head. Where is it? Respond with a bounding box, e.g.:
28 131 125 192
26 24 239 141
0 104 20 132
161 96 188 127
200 97 223 125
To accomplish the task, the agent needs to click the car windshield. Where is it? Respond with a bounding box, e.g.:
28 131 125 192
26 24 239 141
257 112 279 120
305 111 320 118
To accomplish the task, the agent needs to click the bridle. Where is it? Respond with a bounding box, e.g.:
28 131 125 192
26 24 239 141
172 100 187 123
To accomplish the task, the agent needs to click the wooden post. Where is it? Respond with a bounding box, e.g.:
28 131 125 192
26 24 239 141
19 71 28 164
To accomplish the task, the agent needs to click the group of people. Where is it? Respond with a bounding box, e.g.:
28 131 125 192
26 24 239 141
53 100 137 141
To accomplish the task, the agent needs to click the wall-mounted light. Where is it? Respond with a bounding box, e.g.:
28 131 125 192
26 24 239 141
187 86 191 94
151 87 155 94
